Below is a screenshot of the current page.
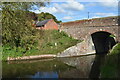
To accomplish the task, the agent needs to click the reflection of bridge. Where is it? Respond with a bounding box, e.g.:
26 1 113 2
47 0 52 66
60 16 120 54
58 55 95 78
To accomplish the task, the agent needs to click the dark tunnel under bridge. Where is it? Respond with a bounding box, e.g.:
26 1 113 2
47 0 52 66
91 31 116 54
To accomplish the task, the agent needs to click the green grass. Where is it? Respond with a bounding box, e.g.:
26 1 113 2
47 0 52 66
100 43 120 78
2 30 81 61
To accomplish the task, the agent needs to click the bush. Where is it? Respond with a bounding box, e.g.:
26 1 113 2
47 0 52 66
110 43 120 55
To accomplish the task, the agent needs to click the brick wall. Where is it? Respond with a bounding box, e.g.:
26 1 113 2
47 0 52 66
43 19 58 30
36 19 58 30
61 16 118 29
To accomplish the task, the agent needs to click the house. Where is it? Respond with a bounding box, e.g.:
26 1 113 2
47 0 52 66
34 19 58 30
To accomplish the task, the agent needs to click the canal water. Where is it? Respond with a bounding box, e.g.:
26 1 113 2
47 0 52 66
2 54 117 78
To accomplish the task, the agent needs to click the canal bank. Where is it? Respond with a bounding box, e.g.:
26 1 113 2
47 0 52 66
6 43 120 61
6 42 95 61
7 53 95 61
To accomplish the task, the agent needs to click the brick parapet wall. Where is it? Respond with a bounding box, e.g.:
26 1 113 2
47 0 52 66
61 16 118 29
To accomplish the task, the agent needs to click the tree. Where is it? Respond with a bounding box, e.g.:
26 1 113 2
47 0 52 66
1 2 48 50
26 11 38 20
37 12 62 23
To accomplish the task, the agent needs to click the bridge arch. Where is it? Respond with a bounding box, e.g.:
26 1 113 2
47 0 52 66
88 29 117 41
91 31 116 54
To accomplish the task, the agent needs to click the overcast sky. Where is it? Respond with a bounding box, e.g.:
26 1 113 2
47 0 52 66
31 0 119 22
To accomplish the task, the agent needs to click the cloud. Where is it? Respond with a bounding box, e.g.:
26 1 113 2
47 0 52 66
61 0 84 11
91 12 117 19
95 12 116 16
33 4 64 14
91 16 101 18
34 0 84 14
39 7 58 13
86 0 118 9
85 2 97 7
98 0 118 7
62 16 73 20
53 3 66 13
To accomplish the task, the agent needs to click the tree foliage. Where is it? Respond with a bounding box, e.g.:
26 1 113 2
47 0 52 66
37 12 62 23
26 11 38 20
1 2 47 50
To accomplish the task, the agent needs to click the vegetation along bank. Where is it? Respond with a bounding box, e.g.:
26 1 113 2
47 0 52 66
1 2 80 61
100 43 120 78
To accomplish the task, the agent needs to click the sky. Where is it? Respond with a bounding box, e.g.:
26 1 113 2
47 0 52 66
31 0 119 22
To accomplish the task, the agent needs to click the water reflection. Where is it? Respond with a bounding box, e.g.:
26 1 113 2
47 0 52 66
118 53 120 78
2 54 108 78
58 55 95 78
2 58 75 78
89 54 106 79
24 72 58 78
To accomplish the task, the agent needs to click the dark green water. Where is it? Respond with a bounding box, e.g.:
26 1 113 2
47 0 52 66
2 54 119 78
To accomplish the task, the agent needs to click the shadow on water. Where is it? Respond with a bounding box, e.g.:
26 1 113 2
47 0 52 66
89 53 107 79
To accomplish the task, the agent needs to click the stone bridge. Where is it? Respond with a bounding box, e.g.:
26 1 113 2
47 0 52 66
59 16 120 54
60 26 119 41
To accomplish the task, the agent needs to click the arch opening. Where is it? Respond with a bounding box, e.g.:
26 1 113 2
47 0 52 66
91 31 116 54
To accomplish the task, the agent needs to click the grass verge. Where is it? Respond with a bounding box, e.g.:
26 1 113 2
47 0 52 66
2 30 81 61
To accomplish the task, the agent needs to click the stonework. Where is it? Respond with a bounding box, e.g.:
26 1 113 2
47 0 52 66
58 16 119 56
60 16 119 42
7 55 56 61
60 27 119 41
57 42 95 57
61 16 118 28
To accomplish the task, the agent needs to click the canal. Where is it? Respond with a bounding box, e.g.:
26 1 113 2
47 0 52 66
2 54 119 78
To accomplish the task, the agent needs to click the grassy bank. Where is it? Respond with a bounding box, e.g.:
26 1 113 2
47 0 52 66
100 43 120 78
2 30 81 61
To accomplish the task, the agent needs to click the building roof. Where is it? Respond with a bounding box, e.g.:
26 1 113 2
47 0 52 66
36 19 51 27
